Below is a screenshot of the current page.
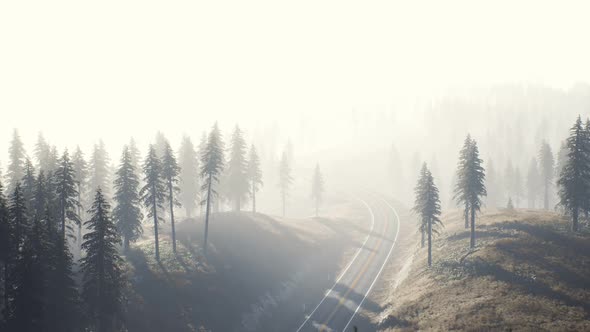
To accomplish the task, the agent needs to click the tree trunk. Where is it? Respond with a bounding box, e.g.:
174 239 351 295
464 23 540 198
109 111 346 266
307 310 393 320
204 174 212 257
77 188 82 258
153 185 160 261
3 262 8 309
124 237 129 253
428 217 432 267
470 206 476 248
464 203 469 229
169 181 176 253
573 207 579 232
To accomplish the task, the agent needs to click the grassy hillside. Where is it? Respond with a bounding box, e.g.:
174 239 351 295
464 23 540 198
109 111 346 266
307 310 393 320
378 209 590 331
119 197 368 332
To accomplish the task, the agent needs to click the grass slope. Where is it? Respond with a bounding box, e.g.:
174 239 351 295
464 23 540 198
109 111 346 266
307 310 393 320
120 199 367 332
379 209 590 331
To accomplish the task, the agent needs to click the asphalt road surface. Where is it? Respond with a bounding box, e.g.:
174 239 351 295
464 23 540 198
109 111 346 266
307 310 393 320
296 192 401 332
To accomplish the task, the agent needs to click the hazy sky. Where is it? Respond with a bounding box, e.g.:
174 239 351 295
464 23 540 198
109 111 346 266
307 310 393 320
1 0 589 160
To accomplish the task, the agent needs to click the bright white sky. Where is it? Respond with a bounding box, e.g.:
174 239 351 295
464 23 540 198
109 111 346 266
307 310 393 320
1 0 589 161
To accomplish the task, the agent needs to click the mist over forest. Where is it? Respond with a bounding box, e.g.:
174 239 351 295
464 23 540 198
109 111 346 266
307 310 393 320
2 1 590 331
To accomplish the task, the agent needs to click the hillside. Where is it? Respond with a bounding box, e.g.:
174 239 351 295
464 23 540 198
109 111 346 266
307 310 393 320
118 196 368 332
378 209 590 331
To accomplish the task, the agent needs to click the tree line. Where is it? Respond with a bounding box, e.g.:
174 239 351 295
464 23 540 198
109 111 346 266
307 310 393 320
0 122 327 331
413 115 589 268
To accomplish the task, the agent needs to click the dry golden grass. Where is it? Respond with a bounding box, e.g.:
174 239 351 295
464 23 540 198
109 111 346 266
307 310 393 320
379 208 590 331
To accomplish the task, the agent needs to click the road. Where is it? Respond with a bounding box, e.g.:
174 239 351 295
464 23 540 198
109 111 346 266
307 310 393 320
296 192 401 332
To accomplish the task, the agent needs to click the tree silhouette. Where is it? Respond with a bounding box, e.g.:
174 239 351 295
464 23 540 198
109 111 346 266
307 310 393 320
557 116 590 232
81 188 124 332
413 163 442 267
278 151 294 217
538 140 555 210
6 129 27 193
178 135 199 218
161 141 181 253
227 126 249 212
453 135 472 229
311 163 324 217
200 124 225 256
247 145 263 214
465 139 486 247
113 146 143 252
54 150 81 242
140 145 166 260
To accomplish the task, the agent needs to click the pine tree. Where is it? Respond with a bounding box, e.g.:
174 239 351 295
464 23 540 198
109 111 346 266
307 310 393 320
311 163 324 217
9 183 28 254
162 141 181 253
81 189 125 332
154 131 169 158
21 159 36 215
89 140 111 198
128 137 142 177
34 133 51 172
465 139 486 248
6 129 27 192
72 146 88 254
246 145 263 214
557 116 590 232
47 146 60 174
278 150 294 217
538 141 555 210
412 163 442 267
200 124 225 256
227 126 249 212
0 180 10 309
453 135 472 229
178 136 199 218
526 158 541 208
140 145 166 260
55 150 81 242
4 236 44 332
113 146 143 252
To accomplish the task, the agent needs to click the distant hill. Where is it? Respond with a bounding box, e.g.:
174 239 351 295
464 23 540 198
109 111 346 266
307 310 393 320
378 209 590 331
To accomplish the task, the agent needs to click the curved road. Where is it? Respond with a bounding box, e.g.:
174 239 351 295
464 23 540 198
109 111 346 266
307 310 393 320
296 192 401 332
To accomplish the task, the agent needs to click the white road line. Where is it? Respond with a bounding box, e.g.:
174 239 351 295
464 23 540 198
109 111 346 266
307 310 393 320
296 197 376 332
341 195 401 332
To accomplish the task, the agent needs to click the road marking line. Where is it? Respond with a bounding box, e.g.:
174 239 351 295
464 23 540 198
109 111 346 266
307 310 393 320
321 209 388 328
341 196 401 332
296 197 376 332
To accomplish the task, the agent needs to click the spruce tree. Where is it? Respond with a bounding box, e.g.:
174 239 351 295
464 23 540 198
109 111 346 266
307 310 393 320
9 183 28 254
178 135 199 218
6 129 27 192
246 145 263 214
140 145 166 260
47 146 60 174
55 150 81 241
21 159 36 215
34 133 51 172
526 158 541 208
538 141 555 210
128 137 142 178
227 126 249 212
311 163 324 217
113 146 143 252
412 163 442 267
557 116 590 232
89 140 111 198
465 139 486 248
161 141 181 253
278 150 294 217
0 180 10 309
81 189 125 332
72 146 88 254
200 124 225 256
453 135 472 229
